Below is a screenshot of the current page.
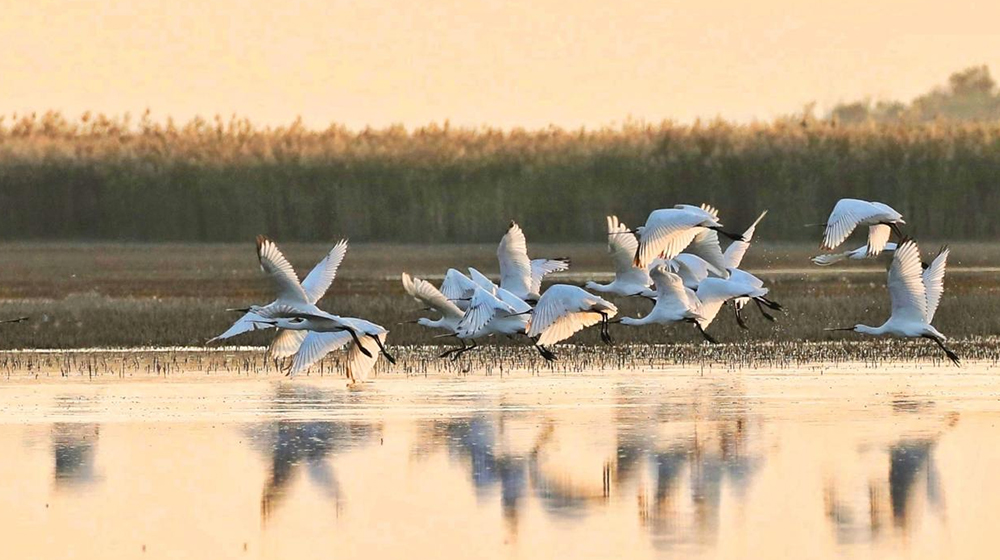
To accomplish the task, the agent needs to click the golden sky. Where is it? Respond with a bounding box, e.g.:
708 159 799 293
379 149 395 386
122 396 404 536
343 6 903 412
2 0 999 129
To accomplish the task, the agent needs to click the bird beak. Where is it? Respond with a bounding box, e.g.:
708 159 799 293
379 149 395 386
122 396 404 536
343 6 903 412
824 326 855 332
396 320 419 325
227 307 252 313
898 219 907 225
252 319 278 326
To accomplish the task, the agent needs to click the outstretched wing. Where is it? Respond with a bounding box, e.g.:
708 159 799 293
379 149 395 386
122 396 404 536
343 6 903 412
497 221 533 297
694 277 767 329
467 267 499 293
441 268 480 303
401 273 464 319
208 312 272 343
606 216 647 282
300 239 348 304
256 235 309 304
456 287 515 338
527 286 616 346
289 331 354 376
822 199 882 251
684 229 728 277
866 224 891 257
346 333 383 383
267 329 308 359
923 247 949 323
635 209 710 268
724 210 767 269
529 258 570 295
887 239 928 324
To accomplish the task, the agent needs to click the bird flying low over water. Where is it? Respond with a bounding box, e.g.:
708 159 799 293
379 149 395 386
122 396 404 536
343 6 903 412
497 221 569 302
825 239 959 366
585 215 653 298
632 204 743 270
811 242 899 266
251 305 394 382
526 285 618 354
818 199 905 256
209 236 348 358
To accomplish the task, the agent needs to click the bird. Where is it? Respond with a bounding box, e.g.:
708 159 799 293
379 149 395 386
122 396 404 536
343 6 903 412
497 221 569 302
617 264 705 336
818 199 905 256
526 285 618 356
633 204 742 269
400 272 471 358
209 236 348 358
454 285 554 360
690 275 773 334
811 242 899 266
584 215 653 297
825 239 959 366
251 306 394 382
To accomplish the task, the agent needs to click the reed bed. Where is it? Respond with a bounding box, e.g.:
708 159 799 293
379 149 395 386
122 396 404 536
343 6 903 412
3 113 1000 243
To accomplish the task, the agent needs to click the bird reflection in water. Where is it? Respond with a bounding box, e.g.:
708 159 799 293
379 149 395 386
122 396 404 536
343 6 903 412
51 423 101 490
249 385 383 524
823 402 955 545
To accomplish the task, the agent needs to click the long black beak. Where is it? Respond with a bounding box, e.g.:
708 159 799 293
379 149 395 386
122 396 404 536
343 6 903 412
227 307 253 313
397 319 420 325
824 326 855 332
0 316 29 324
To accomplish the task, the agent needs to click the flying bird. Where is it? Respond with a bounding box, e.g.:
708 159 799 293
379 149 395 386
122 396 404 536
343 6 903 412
633 204 741 269
818 199 905 256
825 239 958 366
811 242 899 266
585 215 653 297
526 285 618 356
497 221 569 301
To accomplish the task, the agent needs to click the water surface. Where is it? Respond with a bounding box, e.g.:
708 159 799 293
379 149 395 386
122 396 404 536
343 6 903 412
2 364 998 559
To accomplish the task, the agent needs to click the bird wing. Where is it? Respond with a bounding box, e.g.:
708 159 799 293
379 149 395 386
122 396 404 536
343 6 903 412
684 229 729 277
441 268 479 302
300 239 348 304
670 254 712 289
456 287 515 337
606 216 649 286
923 247 950 323
256 235 310 304
694 277 767 328
497 221 532 297
529 258 570 295
866 224 891 257
267 329 308 359
289 331 354 377
822 199 883 250
724 210 767 269
652 268 694 308
495 287 533 314
208 311 271 343
887 239 928 324
346 333 383 383
401 273 465 319
635 210 706 268
534 312 604 346
527 286 615 345
468 267 499 293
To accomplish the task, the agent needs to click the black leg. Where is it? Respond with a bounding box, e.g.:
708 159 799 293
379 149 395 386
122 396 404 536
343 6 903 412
369 333 396 364
925 335 961 367
341 328 372 358
734 306 749 330
753 298 776 322
759 296 784 312
439 337 466 359
693 321 717 344
598 312 613 345
535 344 557 362
889 222 905 239
450 338 478 361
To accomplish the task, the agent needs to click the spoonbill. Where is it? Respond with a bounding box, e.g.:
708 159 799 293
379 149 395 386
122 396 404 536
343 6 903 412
453 285 555 360
633 204 741 269
209 236 347 358
252 307 393 381
811 242 899 266
585 215 652 297
400 272 471 357
527 285 618 354
818 199 905 256
617 264 706 337
825 239 958 366
498 221 569 301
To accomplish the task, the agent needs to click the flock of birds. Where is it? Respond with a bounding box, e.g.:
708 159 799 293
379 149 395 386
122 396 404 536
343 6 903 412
1 198 960 383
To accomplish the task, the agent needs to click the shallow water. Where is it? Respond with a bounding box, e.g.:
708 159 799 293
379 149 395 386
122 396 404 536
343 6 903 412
2 365 999 559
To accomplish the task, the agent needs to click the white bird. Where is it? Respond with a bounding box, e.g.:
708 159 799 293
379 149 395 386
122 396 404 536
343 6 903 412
811 242 899 266
209 236 348 358
633 204 741 269
526 285 618 353
497 221 570 301
252 307 393 382
826 239 958 366
453 285 556 360
618 264 705 334
400 272 472 357
440 268 482 311
819 199 905 256
691 275 772 332
585 215 653 297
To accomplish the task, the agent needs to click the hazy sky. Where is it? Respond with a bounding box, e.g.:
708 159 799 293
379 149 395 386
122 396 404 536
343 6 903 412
2 0 999 129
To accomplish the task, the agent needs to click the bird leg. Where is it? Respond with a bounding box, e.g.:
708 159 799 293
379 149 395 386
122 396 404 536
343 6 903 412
753 298 777 322
598 312 613 345
450 338 478 361
924 335 961 367
368 334 396 364
340 328 373 358
697 323 718 344
439 338 466 359
734 306 749 330
535 344 557 362
888 222 905 239
710 226 746 242
758 296 784 312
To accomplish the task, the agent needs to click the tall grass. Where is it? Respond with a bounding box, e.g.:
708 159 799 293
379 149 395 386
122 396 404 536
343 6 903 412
2 111 1000 242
